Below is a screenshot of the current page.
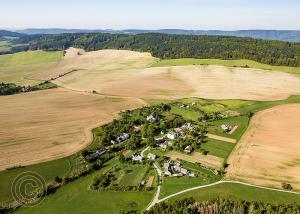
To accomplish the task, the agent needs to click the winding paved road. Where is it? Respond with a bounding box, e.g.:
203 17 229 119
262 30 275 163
141 146 163 211
146 180 300 210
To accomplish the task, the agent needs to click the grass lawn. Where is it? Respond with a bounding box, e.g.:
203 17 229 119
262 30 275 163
208 115 250 140
235 95 300 114
152 58 300 75
118 164 148 187
166 182 300 205
160 177 212 199
0 156 74 203
15 161 154 214
200 139 235 160
160 162 221 199
171 105 203 121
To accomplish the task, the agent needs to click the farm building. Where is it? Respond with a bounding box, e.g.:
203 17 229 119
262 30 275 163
178 103 188 108
184 145 193 153
221 124 234 132
164 161 172 176
132 154 144 162
89 149 107 159
163 161 190 177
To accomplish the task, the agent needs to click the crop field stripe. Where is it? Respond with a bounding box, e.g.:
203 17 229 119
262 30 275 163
206 134 236 143
152 58 300 75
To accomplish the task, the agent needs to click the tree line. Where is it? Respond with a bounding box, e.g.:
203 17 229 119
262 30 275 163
9 33 300 67
144 197 300 214
0 81 57 96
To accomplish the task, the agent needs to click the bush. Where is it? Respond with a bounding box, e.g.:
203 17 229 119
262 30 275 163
282 182 293 190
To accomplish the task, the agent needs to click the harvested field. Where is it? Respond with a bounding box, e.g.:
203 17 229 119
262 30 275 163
51 48 300 101
166 151 224 170
206 134 237 143
226 104 300 189
0 88 143 171
172 65 300 101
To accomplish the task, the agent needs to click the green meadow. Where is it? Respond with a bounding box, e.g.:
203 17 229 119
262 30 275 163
15 160 154 214
200 139 235 160
160 161 222 199
166 182 300 205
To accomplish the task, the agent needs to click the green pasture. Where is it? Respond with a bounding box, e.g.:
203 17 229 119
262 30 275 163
15 160 154 214
160 161 221 199
208 115 250 140
200 139 235 160
166 182 300 205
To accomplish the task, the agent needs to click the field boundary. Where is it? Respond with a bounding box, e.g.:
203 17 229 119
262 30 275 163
206 134 237 143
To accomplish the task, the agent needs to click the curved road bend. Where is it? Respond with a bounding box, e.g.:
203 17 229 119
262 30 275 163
141 146 163 211
146 180 300 210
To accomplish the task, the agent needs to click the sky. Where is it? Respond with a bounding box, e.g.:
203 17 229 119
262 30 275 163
1 0 300 30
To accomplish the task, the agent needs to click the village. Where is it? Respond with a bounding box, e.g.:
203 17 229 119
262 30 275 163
79 100 242 196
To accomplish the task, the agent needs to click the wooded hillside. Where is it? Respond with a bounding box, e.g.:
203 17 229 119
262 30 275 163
11 33 300 66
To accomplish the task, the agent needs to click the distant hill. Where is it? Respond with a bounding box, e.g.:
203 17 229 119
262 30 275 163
0 30 24 38
13 28 300 42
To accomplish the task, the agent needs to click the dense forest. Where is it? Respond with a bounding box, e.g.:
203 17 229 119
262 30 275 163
144 198 300 214
9 33 300 66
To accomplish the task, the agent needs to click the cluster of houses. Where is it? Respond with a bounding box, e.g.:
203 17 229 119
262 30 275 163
164 161 195 177
155 139 173 149
132 153 156 162
166 122 193 140
178 102 197 108
153 122 194 153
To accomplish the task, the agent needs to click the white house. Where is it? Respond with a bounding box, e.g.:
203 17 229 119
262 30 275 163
147 153 156 160
132 154 143 162
184 145 193 153
167 132 178 140
221 124 233 132
117 133 130 142
146 115 156 123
